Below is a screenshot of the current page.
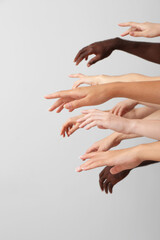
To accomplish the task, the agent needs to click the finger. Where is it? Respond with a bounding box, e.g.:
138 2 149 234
74 48 86 62
130 31 143 37
68 124 79 136
79 117 95 128
114 106 121 116
85 121 98 130
81 109 99 114
118 22 139 28
118 108 123 116
121 29 130 37
108 183 113 194
44 89 74 99
64 97 87 111
72 80 88 89
99 167 106 179
80 152 96 161
110 165 126 175
56 103 65 113
87 55 101 67
86 145 99 153
110 106 117 114
69 73 84 78
99 179 104 191
104 181 109 194
48 99 64 111
76 52 89 65
80 158 106 171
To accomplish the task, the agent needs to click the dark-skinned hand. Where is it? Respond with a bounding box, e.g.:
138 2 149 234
99 166 130 194
74 38 118 67
99 161 157 195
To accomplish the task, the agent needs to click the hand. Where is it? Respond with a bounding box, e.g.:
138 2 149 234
77 109 131 134
69 73 107 89
119 22 160 38
86 132 122 153
99 166 130 194
44 83 114 112
74 38 119 67
76 146 142 174
60 114 83 137
111 99 138 116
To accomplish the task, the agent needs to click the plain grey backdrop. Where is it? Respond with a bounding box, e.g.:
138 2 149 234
0 0 160 239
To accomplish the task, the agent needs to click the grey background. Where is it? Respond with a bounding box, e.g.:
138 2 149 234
0 0 160 239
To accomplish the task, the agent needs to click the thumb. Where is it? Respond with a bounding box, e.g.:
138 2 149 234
87 55 101 67
110 165 127 174
64 98 87 111
130 31 143 37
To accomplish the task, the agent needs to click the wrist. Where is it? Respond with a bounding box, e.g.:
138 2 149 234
133 144 146 165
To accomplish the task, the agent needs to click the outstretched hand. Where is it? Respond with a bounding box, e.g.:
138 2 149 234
74 38 118 67
119 21 160 38
99 166 130 194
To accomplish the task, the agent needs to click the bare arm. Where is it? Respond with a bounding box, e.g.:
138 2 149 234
74 37 160 66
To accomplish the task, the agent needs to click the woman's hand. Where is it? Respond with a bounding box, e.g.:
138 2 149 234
119 21 160 38
111 99 138 116
77 109 131 133
60 114 83 137
69 73 108 89
44 83 115 112
76 146 142 174
86 132 122 153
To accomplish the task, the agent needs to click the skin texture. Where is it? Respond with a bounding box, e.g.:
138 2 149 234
44 81 160 112
111 99 160 116
60 114 83 137
70 73 160 89
74 37 160 66
61 106 156 139
76 141 160 174
77 109 160 140
100 161 157 194
119 22 160 38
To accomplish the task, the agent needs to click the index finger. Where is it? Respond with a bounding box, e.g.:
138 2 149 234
118 22 139 28
44 89 73 99
74 47 87 62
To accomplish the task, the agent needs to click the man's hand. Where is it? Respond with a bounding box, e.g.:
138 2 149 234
74 38 118 67
99 166 130 194
119 21 160 38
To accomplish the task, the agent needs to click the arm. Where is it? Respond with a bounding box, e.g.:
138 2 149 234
78 109 160 140
116 38 160 64
44 81 160 112
76 141 160 174
70 73 160 89
99 160 157 194
74 37 160 66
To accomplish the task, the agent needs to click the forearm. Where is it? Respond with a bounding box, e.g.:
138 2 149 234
102 73 160 83
129 119 160 140
115 38 160 64
137 160 157 168
123 107 156 119
137 142 160 163
109 81 160 105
